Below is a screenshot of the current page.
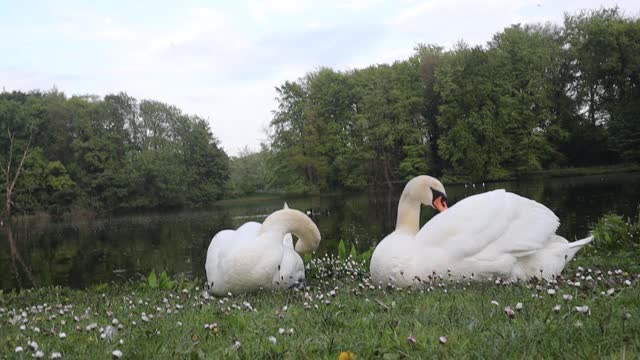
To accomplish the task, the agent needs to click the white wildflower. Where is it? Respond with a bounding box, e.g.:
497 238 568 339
575 305 590 314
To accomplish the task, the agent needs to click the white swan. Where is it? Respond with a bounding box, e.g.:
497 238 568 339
205 204 321 295
370 175 593 287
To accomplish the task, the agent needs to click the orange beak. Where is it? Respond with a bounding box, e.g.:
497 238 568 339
433 196 448 212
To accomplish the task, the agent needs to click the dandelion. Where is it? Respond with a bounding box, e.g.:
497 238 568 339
338 351 355 360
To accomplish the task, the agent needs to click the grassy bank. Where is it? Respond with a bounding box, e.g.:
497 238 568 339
1 251 638 359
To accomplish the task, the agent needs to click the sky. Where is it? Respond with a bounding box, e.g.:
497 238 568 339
1 0 639 155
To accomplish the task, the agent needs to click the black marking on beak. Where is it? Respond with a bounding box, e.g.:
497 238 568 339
431 188 447 207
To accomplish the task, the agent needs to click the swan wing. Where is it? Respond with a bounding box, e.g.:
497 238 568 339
416 190 560 259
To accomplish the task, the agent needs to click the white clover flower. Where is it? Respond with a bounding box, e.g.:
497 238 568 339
607 288 615 295
515 302 523 311
575 305 590 314
268 336 277 344
29 341 39 351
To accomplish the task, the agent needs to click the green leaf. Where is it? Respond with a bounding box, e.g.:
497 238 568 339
147 270 158 289
338 240 347 261
349 244 357 259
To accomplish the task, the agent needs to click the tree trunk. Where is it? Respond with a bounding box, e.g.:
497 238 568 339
5 188 11 218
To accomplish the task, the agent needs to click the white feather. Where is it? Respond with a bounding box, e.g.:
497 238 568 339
205 208 320 295
371 177 592 287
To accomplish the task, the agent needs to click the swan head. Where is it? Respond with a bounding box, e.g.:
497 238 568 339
278 244 308 290
404 175 448 212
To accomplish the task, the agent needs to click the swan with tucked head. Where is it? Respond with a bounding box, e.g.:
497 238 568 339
370 175 592 287
205 204 321 295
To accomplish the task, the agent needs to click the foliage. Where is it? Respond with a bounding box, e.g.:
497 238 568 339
146 270 177 290
0 90 229 216
593 213 640 251
2 7 639 205
336 239 374 266
264 8 640 190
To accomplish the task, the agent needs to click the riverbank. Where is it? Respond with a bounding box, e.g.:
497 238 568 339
1 250 638 359
518 164 640 180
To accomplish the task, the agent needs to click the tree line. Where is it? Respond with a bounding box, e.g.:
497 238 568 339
0 91 228 217
260 8 640 193
1 8 639 215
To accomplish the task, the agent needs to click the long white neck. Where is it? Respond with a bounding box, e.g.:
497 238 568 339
395 192 422 234
259 209 321 254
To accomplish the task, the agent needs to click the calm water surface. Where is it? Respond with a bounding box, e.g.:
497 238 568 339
2 173 639 290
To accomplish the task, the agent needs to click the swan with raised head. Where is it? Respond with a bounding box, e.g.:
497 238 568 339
370 175 592 287
205 204 321 295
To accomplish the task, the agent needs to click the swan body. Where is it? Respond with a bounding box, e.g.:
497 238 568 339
370 176 592 287
205 206 321 295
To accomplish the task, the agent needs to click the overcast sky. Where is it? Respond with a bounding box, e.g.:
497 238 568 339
2 0 638 155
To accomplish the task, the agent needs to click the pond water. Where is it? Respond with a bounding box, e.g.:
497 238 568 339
2 173 639 290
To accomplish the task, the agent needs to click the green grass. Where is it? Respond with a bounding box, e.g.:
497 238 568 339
1 253 638 359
